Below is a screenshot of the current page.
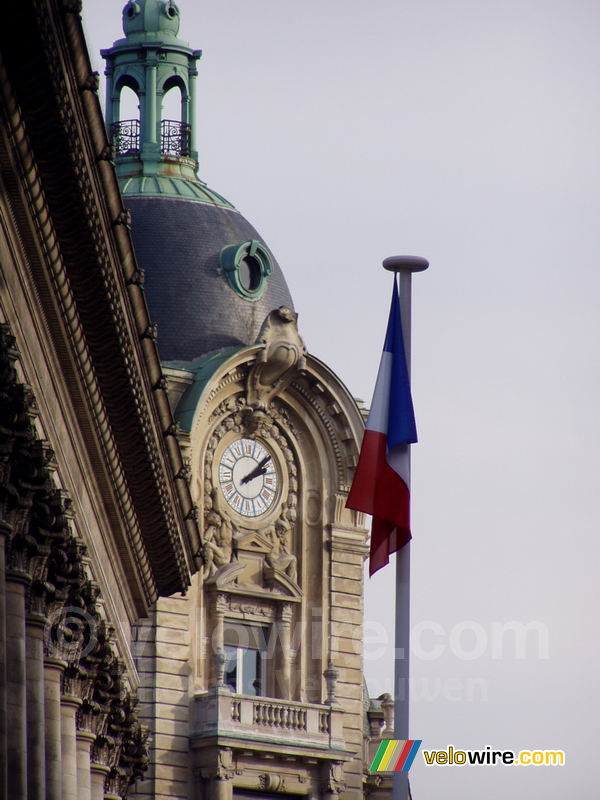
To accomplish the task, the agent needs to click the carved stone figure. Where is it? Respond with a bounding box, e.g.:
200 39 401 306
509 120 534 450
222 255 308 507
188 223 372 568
246 306 306 408
202 511 234 577
265 519 297 583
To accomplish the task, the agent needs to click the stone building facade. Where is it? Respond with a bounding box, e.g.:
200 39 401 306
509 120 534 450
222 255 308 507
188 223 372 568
0 2 202 799
0 0 395 798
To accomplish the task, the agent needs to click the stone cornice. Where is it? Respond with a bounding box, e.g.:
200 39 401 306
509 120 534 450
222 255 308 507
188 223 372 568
0 0 202 598
329 526 369 558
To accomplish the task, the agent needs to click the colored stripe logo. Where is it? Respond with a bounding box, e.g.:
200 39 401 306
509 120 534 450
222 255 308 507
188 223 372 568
369 740 423 773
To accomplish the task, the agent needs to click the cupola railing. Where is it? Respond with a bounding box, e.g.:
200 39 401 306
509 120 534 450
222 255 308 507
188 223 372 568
110 119 192 158
110 119 140 156
161 119 192 157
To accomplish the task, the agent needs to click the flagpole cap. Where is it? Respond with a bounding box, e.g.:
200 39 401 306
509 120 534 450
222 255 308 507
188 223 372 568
382 255 429 273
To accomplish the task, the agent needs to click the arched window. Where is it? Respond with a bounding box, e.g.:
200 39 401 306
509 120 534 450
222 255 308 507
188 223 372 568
161 81 184 123
112 78 140 155
160 78 190 157
119 84 140 122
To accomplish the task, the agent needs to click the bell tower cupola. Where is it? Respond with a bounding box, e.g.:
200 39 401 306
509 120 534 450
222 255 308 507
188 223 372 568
99 0 294 362
101 0 201 187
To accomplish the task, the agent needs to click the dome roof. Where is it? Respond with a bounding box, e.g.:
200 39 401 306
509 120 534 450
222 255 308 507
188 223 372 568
107 3 294 363
122 0 181 39
127 195 294 362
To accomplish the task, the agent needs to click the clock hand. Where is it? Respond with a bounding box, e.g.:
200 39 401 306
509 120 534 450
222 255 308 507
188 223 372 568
240 456 271 485
240 466 263 485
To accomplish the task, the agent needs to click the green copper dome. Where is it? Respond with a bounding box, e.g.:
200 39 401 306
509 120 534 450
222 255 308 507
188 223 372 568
122 0 181 42
119 174 235 209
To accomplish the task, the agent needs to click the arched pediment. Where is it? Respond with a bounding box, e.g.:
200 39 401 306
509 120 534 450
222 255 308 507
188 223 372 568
205 559 302 602
262 564 303 599
174 311 364 492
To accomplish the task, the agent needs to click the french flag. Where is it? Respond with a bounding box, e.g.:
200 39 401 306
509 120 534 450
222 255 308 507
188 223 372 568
347 276 417 576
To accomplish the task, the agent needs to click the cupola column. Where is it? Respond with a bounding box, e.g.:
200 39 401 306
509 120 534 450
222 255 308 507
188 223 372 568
144 60 158 147
103 62 115 129
189 67 198 156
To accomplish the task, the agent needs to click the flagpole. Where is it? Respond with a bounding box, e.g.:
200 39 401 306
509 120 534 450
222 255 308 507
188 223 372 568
383 255 428 800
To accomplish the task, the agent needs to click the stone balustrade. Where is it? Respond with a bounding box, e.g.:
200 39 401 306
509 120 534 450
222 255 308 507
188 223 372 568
192 689 346 751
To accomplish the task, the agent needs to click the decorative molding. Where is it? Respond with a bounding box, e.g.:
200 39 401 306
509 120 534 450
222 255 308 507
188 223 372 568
259 773 286 792
80 71 100 94
0 0 199 598
225 596 275 620
246 306 306 408
200 396 299 586
330 525 369 556
322 761 346 796
290 378 346 488
198 747 236 782
201 368 247 412
112 208 132 229
334 492 366 530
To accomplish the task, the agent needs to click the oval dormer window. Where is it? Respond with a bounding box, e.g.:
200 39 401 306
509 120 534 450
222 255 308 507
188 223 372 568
220 241 273 301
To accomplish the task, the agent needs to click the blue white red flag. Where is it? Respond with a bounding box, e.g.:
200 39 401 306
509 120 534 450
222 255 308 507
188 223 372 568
346 276 417 575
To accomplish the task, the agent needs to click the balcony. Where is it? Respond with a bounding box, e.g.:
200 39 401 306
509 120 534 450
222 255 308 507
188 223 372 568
192 689 346 752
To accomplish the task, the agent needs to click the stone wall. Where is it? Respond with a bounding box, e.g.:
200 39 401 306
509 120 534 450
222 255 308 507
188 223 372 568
132 594 192 800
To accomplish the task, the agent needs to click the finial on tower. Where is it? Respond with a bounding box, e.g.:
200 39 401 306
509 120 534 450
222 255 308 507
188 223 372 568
122 0 181 38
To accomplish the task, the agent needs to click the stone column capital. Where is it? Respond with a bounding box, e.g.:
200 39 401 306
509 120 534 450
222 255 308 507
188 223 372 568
25 610 47 631
44 654 67 672
75 729 96 745
6 567 32 586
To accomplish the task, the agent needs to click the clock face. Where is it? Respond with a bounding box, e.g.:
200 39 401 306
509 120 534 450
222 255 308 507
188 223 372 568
218 438 278 518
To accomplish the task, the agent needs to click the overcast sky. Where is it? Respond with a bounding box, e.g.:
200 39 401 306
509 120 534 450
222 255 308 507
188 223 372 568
84 2 600 796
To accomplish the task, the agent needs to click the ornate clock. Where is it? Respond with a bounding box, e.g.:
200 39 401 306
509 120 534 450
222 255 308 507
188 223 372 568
218 437 279 518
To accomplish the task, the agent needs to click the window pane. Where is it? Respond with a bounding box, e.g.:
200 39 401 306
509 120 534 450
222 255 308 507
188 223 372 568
223 622 268 651
224 644 238 693
242 647 261 696
222 623 269 696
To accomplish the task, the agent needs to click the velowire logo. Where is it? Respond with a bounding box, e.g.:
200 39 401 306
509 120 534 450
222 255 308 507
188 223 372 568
369 740 423 773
